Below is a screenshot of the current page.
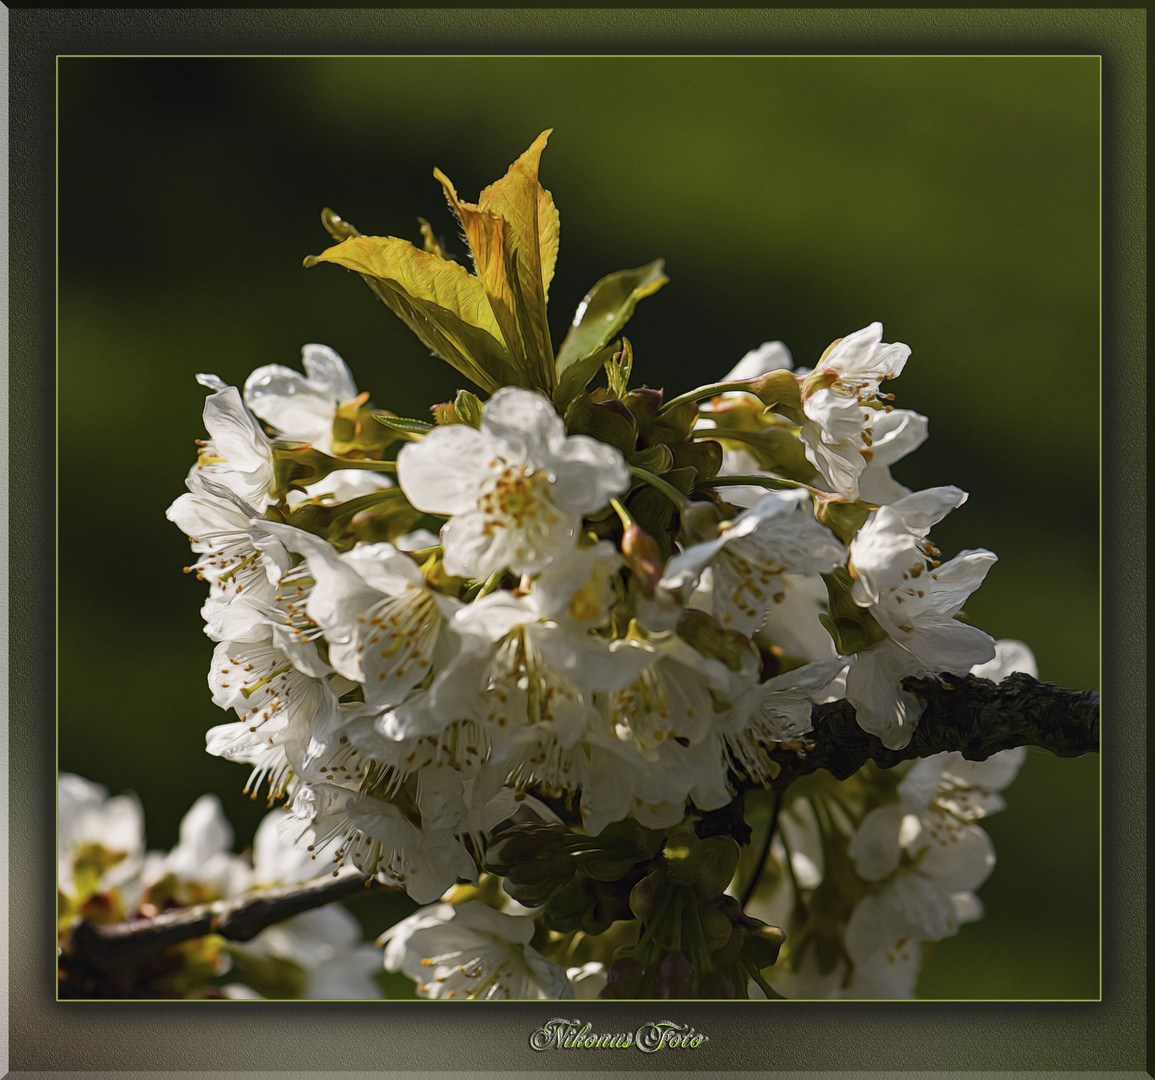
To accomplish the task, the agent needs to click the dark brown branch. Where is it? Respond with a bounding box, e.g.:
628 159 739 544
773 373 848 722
69 871 386 976
762 670 1099 792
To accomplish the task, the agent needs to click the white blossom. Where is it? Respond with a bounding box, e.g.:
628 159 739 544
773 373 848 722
58 774 146 900
139 794 253 903
243 343 358 453
190 374 278 509
842 747 1025 997
222 810 383 1000
383 900 573 1000
798 323 910 500
661 490 845 636
397 387 630 578
845 486 997 748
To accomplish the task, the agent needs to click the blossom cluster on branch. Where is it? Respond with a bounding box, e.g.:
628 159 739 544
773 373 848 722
58 131 1097 1001
57 775 381 998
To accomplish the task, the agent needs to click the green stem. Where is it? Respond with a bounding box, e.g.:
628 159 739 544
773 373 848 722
745 960 780 999
634 886 675 957
686 895 711 977
609 496 634 530
740 791 781 909
629 465 689 507
659 380 763 415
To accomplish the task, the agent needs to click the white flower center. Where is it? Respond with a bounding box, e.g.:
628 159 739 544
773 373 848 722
480 461 557 536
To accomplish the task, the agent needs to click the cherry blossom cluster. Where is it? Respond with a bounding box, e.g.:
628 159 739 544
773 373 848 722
158 132 1039 999
164 326 1029 998
57 773 382 998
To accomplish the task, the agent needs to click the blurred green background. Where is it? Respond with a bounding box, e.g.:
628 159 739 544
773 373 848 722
57 56 1099 999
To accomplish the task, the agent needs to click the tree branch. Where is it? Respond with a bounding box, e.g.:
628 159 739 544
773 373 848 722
761 670 1099 792
69 870 386 976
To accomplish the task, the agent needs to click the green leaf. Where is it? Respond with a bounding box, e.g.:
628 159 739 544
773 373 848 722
305 234 517 393
707 427 817 483
556 259 668 375
434 130 558 393
434 171 522 374
674 438 723 480
320 206 361 242
565 393 638 456
373 414 433 435
552 340 617 411
605 337 634 399
417 216 452 260
625 485 675 557
479 130 558 375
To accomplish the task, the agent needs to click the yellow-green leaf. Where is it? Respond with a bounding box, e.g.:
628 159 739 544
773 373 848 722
320 206 361 242
433 131 559 393
306 234 517 393
556 259 668 375
478 130 557 384
434 168 524 386
417 216 451 260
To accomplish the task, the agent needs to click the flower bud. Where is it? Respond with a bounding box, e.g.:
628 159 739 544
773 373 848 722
662 829 701 888
621 524 664 596
502 853 576 907
678 499 725 543
596 818 666 858
453 390 484 429
542 878 594 933
585 854 644 883
708 892 745 924
484 825 566 874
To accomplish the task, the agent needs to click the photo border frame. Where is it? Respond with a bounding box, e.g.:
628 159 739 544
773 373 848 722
7 7 1146 1077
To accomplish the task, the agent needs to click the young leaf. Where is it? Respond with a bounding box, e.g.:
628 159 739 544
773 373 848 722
417 217 452 260
373 415 433 436
556 259 668 375
435 130 558 394
552 340 617 411
305 234 517 393
320 206 361 242
478 130 558 380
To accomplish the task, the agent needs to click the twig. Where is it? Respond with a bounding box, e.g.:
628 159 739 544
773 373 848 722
70 871 386 975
